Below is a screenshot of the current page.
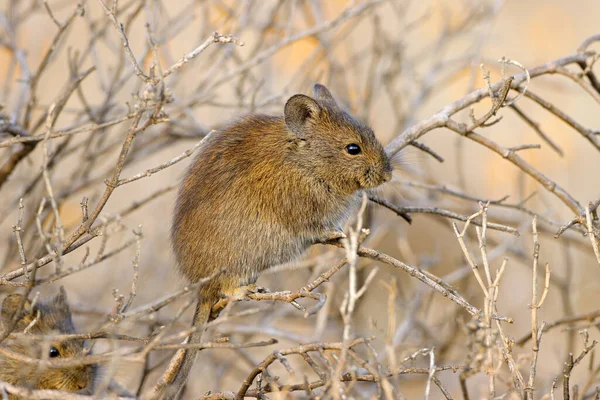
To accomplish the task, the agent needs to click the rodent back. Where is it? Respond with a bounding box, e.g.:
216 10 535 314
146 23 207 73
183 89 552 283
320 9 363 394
0 288 92 392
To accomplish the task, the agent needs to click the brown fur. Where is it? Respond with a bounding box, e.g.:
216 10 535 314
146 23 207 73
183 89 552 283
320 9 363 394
166 84 391 397
0 288 93 399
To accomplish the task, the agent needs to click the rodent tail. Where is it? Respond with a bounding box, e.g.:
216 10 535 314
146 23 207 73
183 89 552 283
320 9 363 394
158 297 214 400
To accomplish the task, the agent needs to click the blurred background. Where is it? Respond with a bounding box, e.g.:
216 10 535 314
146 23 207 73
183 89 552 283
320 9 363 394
1 0 599 398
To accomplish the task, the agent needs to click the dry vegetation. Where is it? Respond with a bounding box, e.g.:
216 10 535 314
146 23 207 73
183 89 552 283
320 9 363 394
0 0 599 399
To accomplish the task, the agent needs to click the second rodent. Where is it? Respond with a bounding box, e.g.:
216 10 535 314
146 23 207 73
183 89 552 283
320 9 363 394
0 288 93 398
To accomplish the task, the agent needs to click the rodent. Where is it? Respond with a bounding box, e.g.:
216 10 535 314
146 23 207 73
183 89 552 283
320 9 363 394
166 84 392 397
0 287 93 398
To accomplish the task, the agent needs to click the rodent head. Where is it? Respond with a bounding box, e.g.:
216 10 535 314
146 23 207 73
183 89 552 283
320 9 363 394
284 84 392 194
0 287 93 392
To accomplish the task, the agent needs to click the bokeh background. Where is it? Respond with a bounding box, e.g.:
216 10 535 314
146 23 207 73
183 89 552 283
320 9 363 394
1 0 599 398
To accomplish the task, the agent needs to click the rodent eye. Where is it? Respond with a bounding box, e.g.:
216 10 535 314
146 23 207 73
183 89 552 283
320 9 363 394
49 347 60 358
345 144 362 155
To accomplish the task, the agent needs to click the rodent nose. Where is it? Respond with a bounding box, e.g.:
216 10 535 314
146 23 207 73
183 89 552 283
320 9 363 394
76 371 90 390
382 157 393 183
383 169 393 183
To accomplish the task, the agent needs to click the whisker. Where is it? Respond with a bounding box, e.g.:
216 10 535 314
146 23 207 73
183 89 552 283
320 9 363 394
391 144 427 163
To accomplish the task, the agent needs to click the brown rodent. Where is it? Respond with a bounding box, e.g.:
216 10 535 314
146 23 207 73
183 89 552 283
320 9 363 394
0 287 93 397
166 84 392 396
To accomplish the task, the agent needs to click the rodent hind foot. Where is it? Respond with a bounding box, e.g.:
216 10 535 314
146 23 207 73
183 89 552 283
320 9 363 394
315 229 347 245
225 283 269 298
210 284 270 318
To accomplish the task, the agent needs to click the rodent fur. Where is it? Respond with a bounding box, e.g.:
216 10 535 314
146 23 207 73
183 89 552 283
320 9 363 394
166 84 392 397
0 287 93 398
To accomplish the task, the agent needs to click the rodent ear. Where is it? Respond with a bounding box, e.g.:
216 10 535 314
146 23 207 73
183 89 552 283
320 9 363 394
52 286 70 311
313 84 340 110
1 294 32 326
284 94 321 138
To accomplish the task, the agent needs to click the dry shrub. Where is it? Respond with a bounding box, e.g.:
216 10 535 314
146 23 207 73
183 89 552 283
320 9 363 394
0 0 599 399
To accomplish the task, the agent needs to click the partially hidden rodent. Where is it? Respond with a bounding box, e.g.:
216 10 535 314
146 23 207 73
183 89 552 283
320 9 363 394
166 84 392 397
0 287 93 397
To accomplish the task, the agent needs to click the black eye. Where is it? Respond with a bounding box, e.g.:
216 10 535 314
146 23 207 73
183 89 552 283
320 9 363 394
345 144 361 155
49 347 60 358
